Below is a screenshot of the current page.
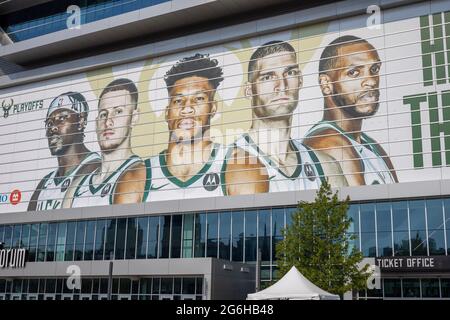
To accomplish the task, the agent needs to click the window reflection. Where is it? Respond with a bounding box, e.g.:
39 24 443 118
426 199 446 255
392 202 410 256
376 203 393 256
409 200 427 256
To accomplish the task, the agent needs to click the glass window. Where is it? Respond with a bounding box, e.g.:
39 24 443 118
258 209 271 263
104 219 117 260
152 278 160 294
445 199 450 255
119 278 131 294
147 216 159 259
140 278 151 295
45 279 56 294
12 225 21 248
84 220 96 260
182 278 195 295
392 202 410 256
426 199 446 255
347 204 360 252
232 211 244 262
261 266 271 281
245 210 257 262
28 279 39 294
441 279 450 298
159 216 171 258
29 224 39 262
12 279 22 294
37 223 48 262
384 279 401 297
272 208 284 261
3 225 12 249
160 278 173 294
74 221 86 261
421 279 440 298
94 220 106 260
171 215 182 259
194 214 206 258
81 279 92 294
219 212 231 260
285 207 296 228
409 200 427 256
0 225 3 244
115 218 127 260
206 213 218 258
136 217 148 259
64 222 76 261
402 279 420 298
55 223 66 261
174 278 181 294
21 224 30 249
376 203 393 256
46 223 57 262
196 278 203 295
92 278 100 294
125 218 137 260
360 204 376 257
100 279 109 294
182 214 194 258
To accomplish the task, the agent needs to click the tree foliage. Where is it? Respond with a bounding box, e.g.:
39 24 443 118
275 180 371 296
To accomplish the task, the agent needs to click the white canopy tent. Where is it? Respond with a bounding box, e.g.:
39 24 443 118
247 266 340 300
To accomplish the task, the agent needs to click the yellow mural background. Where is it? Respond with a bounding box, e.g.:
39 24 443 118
85 22 328 159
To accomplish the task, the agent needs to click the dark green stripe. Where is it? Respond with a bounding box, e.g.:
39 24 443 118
159 143 219 188
143 158 152 202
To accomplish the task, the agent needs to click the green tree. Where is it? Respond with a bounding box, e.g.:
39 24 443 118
275 180 371 297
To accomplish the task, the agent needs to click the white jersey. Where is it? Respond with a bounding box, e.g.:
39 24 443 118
234 134 324 192
144 143 228 202
71 155 142 207
35 152 100 211
305 121 395 185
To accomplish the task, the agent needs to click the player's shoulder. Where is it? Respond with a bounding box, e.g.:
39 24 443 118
304 126 354 154
118 160 146 183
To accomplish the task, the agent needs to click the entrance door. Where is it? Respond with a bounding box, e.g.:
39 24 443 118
159 294 173 300
44 294 56 300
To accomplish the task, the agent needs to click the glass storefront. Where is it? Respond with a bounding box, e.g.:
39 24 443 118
0 276 204 300
359 278 450 299
1 197 450 284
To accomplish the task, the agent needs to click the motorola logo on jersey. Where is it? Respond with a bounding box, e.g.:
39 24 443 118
61 179 71 192
304 163 316 182
203 173 220 191
101 183 112 197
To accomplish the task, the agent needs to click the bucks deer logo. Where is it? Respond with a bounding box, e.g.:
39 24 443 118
2 98 13 118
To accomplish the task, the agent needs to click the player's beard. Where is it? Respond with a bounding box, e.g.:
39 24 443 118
170 128 205 145
332 89 380 119
49 136 67 156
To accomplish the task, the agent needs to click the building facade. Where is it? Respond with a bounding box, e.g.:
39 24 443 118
0 0 450 300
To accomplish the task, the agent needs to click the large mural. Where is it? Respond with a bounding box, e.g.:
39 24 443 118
0 5 449 212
